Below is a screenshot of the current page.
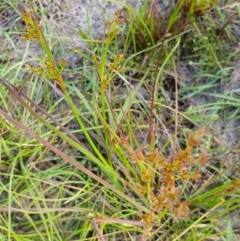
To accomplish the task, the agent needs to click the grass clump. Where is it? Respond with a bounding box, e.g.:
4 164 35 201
1 0 240 240
124 0 217 51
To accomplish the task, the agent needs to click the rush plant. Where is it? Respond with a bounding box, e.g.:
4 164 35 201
8 1 212 237
1 0 240 240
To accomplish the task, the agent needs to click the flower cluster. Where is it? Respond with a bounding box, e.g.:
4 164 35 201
92 10 124 92
22 6 67 90
119 128 209 235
